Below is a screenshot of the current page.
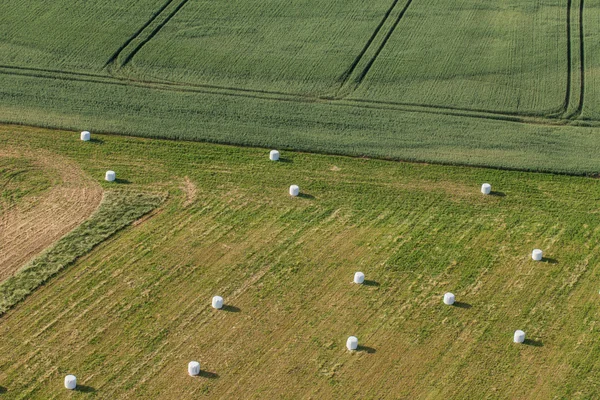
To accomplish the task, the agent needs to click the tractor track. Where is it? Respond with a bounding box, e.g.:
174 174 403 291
0 63 595 129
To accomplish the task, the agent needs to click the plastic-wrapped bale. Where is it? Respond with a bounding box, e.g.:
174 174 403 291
443 292 455 305
105 170 116 182
346 336 358 351
481 183 492 195
514 330 525 343
354 272 365 284
212 296 223 309
532 249 543 261
270 150 280 161
64 375 77 390
188 361 201 376
80 131 90 141
289 185 300 197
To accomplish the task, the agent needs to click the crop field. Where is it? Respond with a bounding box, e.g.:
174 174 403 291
1 125 600 398
1 0 600 174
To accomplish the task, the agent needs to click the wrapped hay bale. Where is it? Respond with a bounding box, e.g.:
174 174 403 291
514 330 525 343
289 185 300 197
64 375 77 390
105 170 116 182
346 336 358 351
443 292 455 305
354 272 365 284
212 296 223 309
188 361 201 376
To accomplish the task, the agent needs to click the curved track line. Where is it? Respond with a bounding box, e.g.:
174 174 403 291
0 149 103 282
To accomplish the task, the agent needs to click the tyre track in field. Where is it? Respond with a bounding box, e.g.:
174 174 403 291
337 0 406 87
335 0 416 97
104 0 178 69
0 63 586 129
352 0 415 87
0 149 103 282
104 0 191 73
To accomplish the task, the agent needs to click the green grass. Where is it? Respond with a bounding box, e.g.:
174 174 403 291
1 125 600 398
0 157 52 212
0 190 164 315
1 1 600 175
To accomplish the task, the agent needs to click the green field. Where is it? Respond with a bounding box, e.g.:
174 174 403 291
349 0 568 114
1 0 600 174
1 125 600 398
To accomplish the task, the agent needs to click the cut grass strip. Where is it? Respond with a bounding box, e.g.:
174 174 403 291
0 190 165 315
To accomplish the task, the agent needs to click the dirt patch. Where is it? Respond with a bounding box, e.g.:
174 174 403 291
181 176 197 207
0 148 102 281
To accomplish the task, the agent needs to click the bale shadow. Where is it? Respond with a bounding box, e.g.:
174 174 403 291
0 386 6 394
453 302 472 309
523 338 544 347
363 280 380 287
222 305 241 313
357 345 376 354
490 191 506 197
76 385 96 393
89 138 104 144
298 193 315 200
114 178 132 185
278 157 293 163
542 257 558 264
199 371 219 379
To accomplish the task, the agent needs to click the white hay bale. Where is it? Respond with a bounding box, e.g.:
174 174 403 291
212 296 223 309
443 292 455 305
289 185 300 197
532 249 543 261
346 336 358 351
270 150 280 161
188 361 201 376
354 272 365 284
514 330 525 343
64 375 77 390
481 183 491 195
80 131 90 141
105 170 116 182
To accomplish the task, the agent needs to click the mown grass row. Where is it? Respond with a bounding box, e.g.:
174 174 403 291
1 126 600 398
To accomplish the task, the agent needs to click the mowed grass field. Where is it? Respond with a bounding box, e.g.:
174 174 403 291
1 0 600 174
1 125 600 398
0 157 51 212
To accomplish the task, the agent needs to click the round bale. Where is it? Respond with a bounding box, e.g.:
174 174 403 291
212 296 223 309
346 336 358 351
481 183 492 195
